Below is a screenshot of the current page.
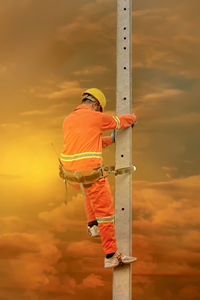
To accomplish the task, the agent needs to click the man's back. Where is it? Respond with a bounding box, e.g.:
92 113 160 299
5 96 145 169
61 104 104 171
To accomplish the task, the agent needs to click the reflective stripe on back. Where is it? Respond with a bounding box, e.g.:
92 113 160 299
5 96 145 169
60 152 102 162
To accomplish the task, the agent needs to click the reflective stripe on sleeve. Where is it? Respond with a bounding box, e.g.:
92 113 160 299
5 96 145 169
96 215 115 223
60 152 102 162
113 116 120 130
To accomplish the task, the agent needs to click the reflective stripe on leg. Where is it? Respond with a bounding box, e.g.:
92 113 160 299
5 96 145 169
96 215 115 223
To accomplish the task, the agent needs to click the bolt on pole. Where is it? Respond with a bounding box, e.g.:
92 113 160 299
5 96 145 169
113 0 133 300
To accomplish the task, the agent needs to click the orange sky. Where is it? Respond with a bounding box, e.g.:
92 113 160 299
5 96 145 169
0 0 200 299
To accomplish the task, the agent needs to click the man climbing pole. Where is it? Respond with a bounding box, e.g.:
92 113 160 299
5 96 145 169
59 88 137 268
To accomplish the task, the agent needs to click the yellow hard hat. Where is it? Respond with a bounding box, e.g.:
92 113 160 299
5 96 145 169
82 88 106 112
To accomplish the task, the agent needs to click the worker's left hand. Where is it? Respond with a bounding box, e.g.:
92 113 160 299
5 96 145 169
111 129 116 142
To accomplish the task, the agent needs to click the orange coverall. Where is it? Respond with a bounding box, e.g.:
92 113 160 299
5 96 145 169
61 104 136 254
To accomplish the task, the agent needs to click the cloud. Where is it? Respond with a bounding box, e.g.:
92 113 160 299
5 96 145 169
133 8 169 18
73 65 108 76
133 175 200 222
66 240 102 258
144 112 200 127
143 88 184 102
0 232 62 292
20 103 66 116
39 193 87 232
78 273 104 289
58 17 102 44
161 166 178 179
132 175 200 276
0 214 105 299
0 216 36 235
133 0 200 78
0 233 37 258
0 174 199 299
57 0 116 56
18 79 83 128
38 80 83 100
178 284 200 299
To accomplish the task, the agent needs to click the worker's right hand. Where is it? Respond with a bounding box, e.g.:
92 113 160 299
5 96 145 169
131 113 137 128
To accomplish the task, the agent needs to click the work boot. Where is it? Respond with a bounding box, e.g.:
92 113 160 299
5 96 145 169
87 225 100 237
104 251 137 269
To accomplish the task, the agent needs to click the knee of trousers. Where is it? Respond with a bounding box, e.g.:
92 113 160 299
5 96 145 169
85 179 114 218
84 196 96 222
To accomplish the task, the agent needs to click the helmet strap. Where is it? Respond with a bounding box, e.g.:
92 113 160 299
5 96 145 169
82 94 102 112
82 94 96 102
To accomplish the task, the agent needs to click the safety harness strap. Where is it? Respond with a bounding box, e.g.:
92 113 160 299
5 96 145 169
59 164 136 202
59 164 136 185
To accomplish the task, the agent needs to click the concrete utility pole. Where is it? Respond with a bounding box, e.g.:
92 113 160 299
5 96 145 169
113 0 133 300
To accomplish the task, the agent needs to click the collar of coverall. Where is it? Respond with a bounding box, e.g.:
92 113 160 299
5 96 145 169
75 104 98 111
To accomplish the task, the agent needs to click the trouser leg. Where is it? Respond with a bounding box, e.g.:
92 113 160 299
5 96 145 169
85 177 117 254
84 193 96 223
69 182 97 224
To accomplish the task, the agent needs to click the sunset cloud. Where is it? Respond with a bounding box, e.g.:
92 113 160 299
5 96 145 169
57 0 116 48
143 88 184 101
0 173 200 299
132 175 200 278
0 0 199 299
78 273 104 289
133 1 200 78
73 65 108 76
39 193 86 232
20 103 67 116
39 81 83 100
0 231 62 293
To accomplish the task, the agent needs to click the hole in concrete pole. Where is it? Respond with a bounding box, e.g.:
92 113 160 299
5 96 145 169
122 208 125 211
124 37 126 40
124 67 127 70
121 154 124 157
123 97 126 100
124 47 126 50
124 27 126 30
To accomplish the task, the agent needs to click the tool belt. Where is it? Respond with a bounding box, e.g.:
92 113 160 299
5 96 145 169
59 164 136 188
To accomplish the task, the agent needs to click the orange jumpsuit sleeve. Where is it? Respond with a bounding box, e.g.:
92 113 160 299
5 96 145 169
101 113 136 131
102 136 113 148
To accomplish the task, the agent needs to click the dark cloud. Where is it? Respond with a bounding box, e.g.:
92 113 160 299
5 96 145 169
132 175 200 279
132 0 200 180
133 0 200 77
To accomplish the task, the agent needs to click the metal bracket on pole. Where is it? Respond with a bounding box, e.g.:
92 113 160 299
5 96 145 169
113 0 133 300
